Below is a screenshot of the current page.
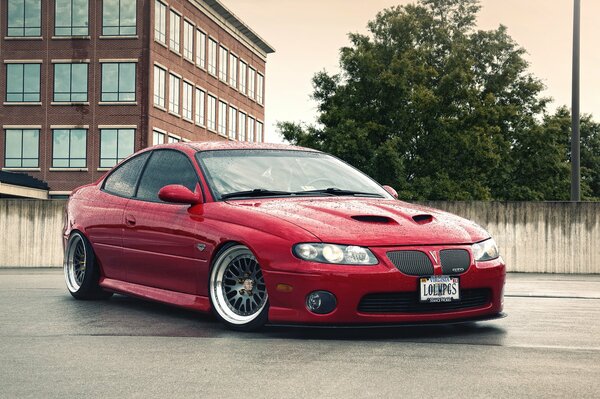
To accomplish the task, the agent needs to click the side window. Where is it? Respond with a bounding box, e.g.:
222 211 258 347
136 150 198 202
103 152 150 197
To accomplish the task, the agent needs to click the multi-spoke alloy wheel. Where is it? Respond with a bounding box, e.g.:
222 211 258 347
64 231 112 300
65 233 87 293
210 245 269 330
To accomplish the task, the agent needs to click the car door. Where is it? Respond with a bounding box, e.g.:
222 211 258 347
85 151 151 281
122 149 209 295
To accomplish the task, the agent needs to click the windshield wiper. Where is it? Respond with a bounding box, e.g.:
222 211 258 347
220 189 294 200
297 187 383 197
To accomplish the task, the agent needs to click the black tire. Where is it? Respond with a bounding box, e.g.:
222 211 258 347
64 231 113 300
209 243 269 331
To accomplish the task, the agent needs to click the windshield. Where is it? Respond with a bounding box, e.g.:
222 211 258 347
196 150 393 200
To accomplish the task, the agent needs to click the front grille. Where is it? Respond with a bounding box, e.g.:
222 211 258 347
440 249 471 274
357 288 491 313
387 251 434 276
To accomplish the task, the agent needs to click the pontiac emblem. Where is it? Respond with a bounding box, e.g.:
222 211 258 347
429 250 439 264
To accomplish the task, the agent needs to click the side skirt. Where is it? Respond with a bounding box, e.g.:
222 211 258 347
100 278 212 313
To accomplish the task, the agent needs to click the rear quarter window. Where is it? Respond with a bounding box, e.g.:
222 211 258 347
103 152 150 197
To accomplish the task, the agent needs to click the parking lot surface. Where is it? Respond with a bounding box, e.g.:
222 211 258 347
1 269 599 398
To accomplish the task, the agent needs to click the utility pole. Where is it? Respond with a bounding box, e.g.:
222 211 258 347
571 0 581 201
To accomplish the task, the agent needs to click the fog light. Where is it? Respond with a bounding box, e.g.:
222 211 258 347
306 291 337 314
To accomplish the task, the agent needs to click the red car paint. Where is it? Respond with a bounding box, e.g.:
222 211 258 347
64 142 505 325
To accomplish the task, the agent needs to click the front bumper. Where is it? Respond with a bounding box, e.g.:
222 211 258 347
262 245 506 325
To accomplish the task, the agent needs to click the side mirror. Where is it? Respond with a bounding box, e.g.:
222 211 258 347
383 185 398 199
158 184 203 205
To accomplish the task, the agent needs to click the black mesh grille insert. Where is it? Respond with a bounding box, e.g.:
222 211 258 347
440 249 471 274
358 289 491 313
387 251 434 276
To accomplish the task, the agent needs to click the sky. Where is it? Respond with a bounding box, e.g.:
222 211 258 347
226 0 600 143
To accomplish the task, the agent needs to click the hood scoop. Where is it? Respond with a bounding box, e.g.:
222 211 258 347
351 215 396 224
412 214 433 224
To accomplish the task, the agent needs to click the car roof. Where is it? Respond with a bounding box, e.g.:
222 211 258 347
180 141 321 152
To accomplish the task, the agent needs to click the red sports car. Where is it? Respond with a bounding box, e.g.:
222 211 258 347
63 142 505 330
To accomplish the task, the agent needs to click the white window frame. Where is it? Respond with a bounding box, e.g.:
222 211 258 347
218 46 228 82
257 73 264 105
182 80 193 121
169 10 181 54
229 53 238 88
228 106 237 140
239 61 247 95
195 87 205 126
183 20 194 61
218 100 227 136
196 29 206 69
207 94 217 131
154 0 167 45
247 116 255 142
207 38 217 76
168 73 180 115
153 129 166 145
256 121 263 143
153 65 166 109
248 66 256 100
238 111 246 142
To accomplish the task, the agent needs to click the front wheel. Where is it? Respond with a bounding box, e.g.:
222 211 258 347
64 231 113 300
209 244 269 331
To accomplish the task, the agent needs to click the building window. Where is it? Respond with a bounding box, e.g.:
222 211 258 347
238 112 246 142
55 0 88 36
167 135 179 143
207 95 216 131
53 63 88 102
257 121 263 143
218 46 228 82
154 0 166 44
4 129 39 168
248 67 256 100
153 65 166 108
207 38 217 76
7 0 41 37
100 128 134 168
169 10 180 53
229 54 238 88
183 20 194 61
102 0 136 36
6 63 40 103
257 73 264 105
101 63 135 102
168 73 180 115
239 61 247 95
218 101 227 136
228 107 237 140
182 81 193 120
153 130 165 145
196 30 206 68
195 87 205 126
52 128 87 168
247 116 255 142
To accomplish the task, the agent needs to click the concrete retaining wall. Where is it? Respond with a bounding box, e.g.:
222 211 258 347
0 200 598 273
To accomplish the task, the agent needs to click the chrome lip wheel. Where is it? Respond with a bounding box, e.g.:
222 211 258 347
64 233 86 293
211 246 268 325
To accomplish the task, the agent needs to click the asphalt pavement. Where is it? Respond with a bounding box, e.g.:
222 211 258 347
1 269 599 398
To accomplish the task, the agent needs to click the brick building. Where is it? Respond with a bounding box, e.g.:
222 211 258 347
0 0 274 199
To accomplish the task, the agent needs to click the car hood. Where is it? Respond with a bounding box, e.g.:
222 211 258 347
226 198 489 246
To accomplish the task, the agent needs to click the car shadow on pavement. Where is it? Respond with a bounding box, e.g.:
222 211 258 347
73 294 506 344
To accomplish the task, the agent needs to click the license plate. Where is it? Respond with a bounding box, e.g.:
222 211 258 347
419 276 460 303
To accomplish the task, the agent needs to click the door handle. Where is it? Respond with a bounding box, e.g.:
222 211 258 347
125 214 136 226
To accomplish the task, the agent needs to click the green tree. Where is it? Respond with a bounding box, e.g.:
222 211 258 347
278 0 578 200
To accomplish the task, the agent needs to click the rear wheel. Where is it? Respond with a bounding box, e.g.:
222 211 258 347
209 244 269 331
64 231 112 300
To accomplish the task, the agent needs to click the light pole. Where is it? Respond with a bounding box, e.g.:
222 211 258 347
571 0 581 201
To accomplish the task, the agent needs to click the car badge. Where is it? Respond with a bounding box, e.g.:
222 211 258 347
429 250 439 264
196 243 206 252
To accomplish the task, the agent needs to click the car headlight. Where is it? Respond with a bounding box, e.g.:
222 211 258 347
472 238 500 262
293 243 378 265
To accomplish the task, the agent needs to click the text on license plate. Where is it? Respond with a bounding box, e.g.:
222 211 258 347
420 276 460 303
